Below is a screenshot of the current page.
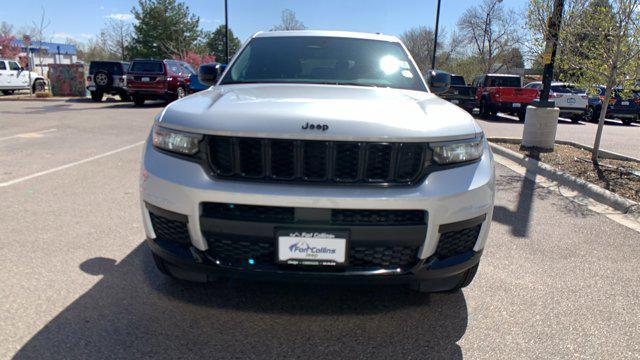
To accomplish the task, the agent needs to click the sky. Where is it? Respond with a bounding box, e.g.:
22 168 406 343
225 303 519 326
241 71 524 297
2 0 529 44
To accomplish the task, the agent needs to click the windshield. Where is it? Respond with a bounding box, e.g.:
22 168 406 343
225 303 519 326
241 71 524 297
129 61 165 73
220 36 427 91
451 75 466 86
551 84 585 94
90 62 125 75
487 76 521 87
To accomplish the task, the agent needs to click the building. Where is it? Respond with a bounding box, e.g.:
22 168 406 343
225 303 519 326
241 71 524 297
11 39 78 77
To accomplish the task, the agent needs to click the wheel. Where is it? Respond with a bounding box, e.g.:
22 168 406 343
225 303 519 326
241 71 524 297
152 253 177 278
452 264 479 290
93 70 112 87
586 106 601 123
119 92 131 102
133 96 145 106
622 119 632 126
176 86 186 99
479 99 491 118
411 264 480 293
90 91 103 102
571 115 581 123
517 109 526 122
2 90 14 95
32 79 45 93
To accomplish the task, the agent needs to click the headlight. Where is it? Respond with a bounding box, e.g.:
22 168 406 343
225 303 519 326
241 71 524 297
152 125 202 155
430 136 484 164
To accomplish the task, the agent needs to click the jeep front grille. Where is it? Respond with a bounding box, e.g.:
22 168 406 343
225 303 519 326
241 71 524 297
207 136 430 185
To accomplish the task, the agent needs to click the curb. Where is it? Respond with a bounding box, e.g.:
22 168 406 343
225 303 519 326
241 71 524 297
489 136 640 164
489 142 640 215
0 96 76 102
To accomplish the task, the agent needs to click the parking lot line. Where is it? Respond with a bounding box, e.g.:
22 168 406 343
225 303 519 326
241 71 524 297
0 128 58 142
0 141 145 187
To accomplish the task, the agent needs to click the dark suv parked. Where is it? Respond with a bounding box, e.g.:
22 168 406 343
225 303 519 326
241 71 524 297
586 86 639 125
126 59 194 106
87 61 130 102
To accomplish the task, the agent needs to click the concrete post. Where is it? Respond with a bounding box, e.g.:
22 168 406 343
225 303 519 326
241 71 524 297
522 105 560 150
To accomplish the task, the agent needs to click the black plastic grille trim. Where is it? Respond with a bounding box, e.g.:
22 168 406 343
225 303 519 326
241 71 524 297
201 203 295 223
149 213 191 245
331 209 425 225
201 202 426 226
435 224 482 259
207 136 430 185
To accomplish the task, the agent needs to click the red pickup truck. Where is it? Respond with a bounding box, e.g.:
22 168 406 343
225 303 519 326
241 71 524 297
472 74 539 121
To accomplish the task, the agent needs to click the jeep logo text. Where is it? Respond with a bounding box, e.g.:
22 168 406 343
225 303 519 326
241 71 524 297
302 122 329 131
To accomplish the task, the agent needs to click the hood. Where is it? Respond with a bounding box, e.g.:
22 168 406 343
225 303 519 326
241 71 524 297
158 83 481 142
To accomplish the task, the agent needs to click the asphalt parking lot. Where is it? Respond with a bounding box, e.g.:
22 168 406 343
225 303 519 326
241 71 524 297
476 113 640 159
1 99 639 359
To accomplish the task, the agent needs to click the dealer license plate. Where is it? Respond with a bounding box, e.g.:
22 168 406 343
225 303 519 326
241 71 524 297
513 103 521 108
277 230 348 266
142 77 150 82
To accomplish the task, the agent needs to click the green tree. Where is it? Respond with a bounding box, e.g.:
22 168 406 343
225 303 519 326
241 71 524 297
127 0 201 59
561 0 640 161
204 25 241 63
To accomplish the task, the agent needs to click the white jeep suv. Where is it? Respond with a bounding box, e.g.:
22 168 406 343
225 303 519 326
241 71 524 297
0 59 46 95
140 31 495 292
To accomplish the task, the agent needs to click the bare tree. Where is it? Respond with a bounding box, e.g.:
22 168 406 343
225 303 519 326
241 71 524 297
271 9 307 31
0 21 12 38
400 26 463 73
456 0 521 73
103 19 132 61
400 26 435 73
29 7 51 76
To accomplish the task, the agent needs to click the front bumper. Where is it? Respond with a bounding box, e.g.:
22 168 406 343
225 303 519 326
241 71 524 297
559 107 587 115
140 137 495 285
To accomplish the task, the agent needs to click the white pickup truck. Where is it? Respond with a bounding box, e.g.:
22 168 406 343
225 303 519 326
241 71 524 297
0 59 46 95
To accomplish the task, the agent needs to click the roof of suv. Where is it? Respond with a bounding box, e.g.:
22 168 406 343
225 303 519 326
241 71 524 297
253 30 401 43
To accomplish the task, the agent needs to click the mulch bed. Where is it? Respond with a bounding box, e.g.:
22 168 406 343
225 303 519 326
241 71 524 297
493 141 640 204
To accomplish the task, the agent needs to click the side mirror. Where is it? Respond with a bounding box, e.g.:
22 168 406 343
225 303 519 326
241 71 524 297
198 63 222 86
427 70 451 94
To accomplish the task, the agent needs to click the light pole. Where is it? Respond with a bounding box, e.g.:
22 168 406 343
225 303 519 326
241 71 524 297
224 0 229 64
430 0 441 70
522 0 565 150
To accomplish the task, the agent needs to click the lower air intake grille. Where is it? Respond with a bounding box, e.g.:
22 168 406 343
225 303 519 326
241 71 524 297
349 246 418 268
149 213 191 245
436 224 482 259
204 235 419 270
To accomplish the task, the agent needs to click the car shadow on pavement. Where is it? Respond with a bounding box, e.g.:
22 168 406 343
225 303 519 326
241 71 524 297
14 244 468 359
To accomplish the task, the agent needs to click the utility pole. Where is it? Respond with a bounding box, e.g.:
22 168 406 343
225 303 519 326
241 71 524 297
430 0 441 70
522 0 565 150
538 0 564 106
224 0 229 64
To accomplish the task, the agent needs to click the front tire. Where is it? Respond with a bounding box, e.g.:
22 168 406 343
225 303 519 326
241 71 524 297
411 264 480 293
90 91 103 102
479 99 491 119
133 96 146 106
2 90 15 95
176 86 186 100
517 109 526 122
32 79 45 93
